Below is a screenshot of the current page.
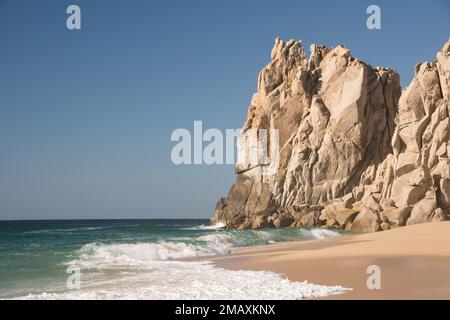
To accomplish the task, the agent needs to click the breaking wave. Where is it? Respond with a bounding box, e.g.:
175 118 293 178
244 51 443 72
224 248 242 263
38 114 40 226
5 223 346 300
310 228 341 239
71 233 242 270
181 223 225 231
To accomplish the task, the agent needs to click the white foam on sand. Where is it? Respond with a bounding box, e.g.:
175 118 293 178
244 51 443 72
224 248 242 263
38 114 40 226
14 261 350 300
10 239 351 300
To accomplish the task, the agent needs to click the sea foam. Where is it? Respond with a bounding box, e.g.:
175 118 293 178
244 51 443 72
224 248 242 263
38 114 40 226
73 233 240 269
310 228 341 239
7 226 347 300
14 261 351 300
182 222 225 231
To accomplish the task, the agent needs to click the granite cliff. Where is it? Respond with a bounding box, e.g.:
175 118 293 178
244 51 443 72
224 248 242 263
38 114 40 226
211 38 450 232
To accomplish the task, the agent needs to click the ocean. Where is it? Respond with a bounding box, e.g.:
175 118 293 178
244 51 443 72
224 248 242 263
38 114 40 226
0 219 349 299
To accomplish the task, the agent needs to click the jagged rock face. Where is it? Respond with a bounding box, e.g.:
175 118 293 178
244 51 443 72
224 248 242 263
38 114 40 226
212 38 450 232
211 38 401 230
343 39 450 232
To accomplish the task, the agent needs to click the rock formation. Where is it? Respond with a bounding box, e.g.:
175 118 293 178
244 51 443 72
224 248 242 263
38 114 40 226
211 38 450 232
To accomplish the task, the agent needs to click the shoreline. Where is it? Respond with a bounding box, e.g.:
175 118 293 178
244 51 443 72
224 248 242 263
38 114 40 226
199 222 450 299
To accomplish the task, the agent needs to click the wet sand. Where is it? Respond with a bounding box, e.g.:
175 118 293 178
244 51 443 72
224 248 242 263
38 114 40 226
202 222 450 299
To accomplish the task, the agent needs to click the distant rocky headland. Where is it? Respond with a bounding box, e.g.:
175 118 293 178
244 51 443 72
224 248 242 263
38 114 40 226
211 37 450 232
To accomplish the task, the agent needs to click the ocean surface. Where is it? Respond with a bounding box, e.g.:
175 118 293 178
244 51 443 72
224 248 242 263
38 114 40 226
0 219 349 299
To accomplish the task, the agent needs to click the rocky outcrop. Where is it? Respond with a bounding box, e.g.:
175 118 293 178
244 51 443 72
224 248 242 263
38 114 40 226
211 38 450 232
339 39 450 232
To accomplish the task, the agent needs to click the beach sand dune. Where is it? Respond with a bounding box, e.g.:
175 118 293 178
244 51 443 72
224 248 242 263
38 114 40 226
205 222 450 299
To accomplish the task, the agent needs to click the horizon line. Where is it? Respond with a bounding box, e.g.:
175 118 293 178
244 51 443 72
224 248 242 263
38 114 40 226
0 218 210 222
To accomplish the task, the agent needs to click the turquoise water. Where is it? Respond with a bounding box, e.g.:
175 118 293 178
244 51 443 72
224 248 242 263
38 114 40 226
0 219 341 299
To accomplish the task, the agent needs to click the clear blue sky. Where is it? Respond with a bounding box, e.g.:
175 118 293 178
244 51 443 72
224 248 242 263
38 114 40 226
0 0 449 219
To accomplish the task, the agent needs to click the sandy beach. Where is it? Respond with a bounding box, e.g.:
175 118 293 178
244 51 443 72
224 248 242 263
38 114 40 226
202 222 450 299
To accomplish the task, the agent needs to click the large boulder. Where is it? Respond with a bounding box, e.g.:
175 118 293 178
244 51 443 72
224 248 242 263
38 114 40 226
380 206 413 228
350 207 381 233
